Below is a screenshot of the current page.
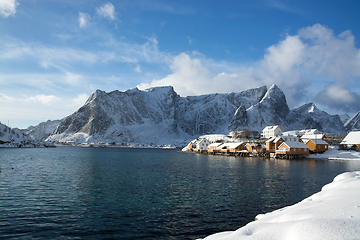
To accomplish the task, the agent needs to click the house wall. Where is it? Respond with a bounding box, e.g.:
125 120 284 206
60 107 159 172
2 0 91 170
276 144 309 155
245 144 252 151
266 142 276 152
305 140 328 152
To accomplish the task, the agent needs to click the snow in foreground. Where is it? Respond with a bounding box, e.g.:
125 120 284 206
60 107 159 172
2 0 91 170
199 171 360 240
308 146 360 160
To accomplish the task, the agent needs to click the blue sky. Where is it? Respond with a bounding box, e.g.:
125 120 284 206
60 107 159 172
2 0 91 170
1 0 359 129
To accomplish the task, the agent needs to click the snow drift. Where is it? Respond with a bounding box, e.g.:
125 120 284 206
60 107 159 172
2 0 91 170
199 171 360 240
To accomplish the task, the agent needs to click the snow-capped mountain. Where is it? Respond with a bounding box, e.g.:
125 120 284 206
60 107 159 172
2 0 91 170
0 123 53 147
24 119 62 140
46 84 347 145
286 103 346 135
344 111 360 131
339 114 350 124
229 84 290 131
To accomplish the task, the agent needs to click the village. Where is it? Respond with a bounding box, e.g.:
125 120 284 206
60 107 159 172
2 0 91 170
183 126 360 159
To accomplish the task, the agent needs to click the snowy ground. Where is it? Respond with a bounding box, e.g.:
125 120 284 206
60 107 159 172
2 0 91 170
308 146 360 160
198 171 360 240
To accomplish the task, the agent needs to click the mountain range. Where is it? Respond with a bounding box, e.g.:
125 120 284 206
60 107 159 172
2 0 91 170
40 84 354 146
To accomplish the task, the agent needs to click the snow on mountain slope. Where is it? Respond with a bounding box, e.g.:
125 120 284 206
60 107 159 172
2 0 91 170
24 119 62 140
286 103 346 135
344 111 360 131
0 123 52 147
245 84 290 131
46 84 347 145
339 114 350 124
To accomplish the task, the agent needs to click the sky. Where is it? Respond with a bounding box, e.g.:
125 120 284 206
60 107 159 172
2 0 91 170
0 0 359 129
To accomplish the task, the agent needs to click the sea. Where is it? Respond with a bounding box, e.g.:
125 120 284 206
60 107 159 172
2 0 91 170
1 146 360 240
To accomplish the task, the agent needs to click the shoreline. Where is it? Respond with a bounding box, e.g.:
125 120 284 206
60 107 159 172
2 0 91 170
199 171 360 240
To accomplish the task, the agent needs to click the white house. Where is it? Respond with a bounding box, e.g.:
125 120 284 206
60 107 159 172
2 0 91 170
188 138 211 151
281 135 299 142
262 125 282 139
341 131 360 149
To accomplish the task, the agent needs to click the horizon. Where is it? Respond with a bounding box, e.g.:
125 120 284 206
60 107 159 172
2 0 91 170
1 0 359 129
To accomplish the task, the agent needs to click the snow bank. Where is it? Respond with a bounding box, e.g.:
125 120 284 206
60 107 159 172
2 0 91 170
199 171 360 240
308 146 360 160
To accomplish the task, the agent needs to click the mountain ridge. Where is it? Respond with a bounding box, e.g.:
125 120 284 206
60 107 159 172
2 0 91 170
45 84 349 145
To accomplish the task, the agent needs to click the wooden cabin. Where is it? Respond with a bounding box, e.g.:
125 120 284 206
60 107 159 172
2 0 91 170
266 136 284 152
251 143 266 153
219 142 244 153
276 142 309 155
303 139 329 153
245 143 253 152
207 142 223 154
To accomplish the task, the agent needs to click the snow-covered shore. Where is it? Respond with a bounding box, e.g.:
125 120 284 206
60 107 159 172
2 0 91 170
198 171 360 240
308 146 360 160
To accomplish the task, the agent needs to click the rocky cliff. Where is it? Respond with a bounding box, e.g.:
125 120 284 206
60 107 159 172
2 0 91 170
46 84 347 145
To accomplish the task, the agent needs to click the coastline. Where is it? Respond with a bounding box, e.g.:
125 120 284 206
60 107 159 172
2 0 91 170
198 171 360 240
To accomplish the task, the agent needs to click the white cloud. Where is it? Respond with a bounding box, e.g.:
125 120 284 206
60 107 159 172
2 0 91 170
298 24 360 79
315 83 360 112
0 0 19 18
0 35 168 71
79 12 91 28
96 2 116 20
0 93 15 102
138 24 360 112
26 95 62 105
63 71 84 86
138 52 212 96
134 65 142 73
70 93 89 107
187 36 193 45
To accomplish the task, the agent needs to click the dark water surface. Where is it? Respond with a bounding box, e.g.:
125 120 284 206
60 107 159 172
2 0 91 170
1 147 360 239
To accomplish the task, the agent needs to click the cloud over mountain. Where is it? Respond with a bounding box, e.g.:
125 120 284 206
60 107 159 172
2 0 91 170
139 24 360 114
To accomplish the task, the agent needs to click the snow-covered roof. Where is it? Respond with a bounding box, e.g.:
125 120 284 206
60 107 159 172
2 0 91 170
281 135 298 139
280 141 309 149
281 130 299 136
262 125 281 132
301 134 325 140
303 139 328 145
273 136 284 143
208 143 223 148
341 131 360 145
220 142 244 149
266 137 276 143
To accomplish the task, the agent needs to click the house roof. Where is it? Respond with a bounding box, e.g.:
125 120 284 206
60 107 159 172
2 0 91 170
220 142 244 149
273 136 284 143
262 125 281 132
280 141 309 149
303 139 328 145
266 137 276 143
301 134 325 140
208 143 223 148
281 135 298 140
341 131 360 145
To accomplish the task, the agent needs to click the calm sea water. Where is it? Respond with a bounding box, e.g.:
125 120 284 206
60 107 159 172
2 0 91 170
1 147 360 239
